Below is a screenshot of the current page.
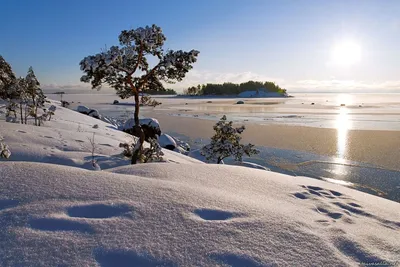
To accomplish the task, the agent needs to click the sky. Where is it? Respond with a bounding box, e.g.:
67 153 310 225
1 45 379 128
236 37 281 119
1 0 399 93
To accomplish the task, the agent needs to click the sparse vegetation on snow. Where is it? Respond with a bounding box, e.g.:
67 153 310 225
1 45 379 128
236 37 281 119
201 115 259 164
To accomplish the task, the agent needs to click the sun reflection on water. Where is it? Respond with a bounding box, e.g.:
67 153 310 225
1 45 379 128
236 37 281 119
334 107 351 175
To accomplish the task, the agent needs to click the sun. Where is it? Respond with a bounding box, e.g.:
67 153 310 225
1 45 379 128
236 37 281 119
331 41 361 67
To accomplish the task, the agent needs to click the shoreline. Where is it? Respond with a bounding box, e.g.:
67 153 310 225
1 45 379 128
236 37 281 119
144 112 400 171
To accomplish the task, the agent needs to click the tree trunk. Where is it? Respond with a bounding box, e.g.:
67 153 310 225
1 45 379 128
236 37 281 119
217 157 222 164
35 105 38 126
131 92 145 164
24 105 28 124
19 103 23 124
32 96 37 126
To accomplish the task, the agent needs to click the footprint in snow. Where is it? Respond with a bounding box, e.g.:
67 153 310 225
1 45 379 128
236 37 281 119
0 199 19 211
292 185 347 201
292 192 310 200
314 206 344 220
193 208 239 221
29 217 94 233
332 202 400 230
293 185 400 230
94 248 176 267
333 236 385 265
67 203 134 219
209 252 269 267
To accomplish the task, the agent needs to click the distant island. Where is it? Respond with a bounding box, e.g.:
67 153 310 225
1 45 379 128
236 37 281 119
183 81 288 97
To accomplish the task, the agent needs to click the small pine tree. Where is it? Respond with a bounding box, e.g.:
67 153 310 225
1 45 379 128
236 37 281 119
0 56 19 122
201 115 259 164
141 138 164 163
25 67 46 126
15 77 29 123
0 55 17 98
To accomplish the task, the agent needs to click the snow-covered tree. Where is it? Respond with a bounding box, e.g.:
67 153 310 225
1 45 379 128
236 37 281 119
0 56 16 97
25 67 46 126
201 115 259 164
141 138 164 163
0 58 47 126
0 56 19 121
80 24 199 164
15 77 29 123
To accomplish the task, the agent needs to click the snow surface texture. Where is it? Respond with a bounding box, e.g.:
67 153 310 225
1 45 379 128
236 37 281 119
0 100 201 170
123 117 161 132
158 133 177 149
0 99 399 266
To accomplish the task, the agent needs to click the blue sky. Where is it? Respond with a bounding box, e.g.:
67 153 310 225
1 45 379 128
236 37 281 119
1 0 399 92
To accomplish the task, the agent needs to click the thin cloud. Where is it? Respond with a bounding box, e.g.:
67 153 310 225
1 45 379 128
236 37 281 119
290 80 400 92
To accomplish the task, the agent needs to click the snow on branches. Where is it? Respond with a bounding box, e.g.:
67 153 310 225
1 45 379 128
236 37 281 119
201 115 259 164
0 55 17 101
79 24 198 164
0 56 48 126
79 24 199 99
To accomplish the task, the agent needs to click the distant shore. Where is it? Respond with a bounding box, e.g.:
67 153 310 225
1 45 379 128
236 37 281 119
174 94 290 99
145 112 400 171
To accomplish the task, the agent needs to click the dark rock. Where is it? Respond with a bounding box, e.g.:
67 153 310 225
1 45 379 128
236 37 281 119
113 100 119 104
77 106 90 114
122 118 161 142
61 101 70 107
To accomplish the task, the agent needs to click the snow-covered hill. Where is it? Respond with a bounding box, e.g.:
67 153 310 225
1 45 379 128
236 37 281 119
0 100 399 266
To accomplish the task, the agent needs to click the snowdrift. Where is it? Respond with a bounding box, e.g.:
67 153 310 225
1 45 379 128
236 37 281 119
0 99 399 266
0 162 399 266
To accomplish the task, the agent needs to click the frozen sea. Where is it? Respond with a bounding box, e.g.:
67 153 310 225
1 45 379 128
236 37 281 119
50 92 400 202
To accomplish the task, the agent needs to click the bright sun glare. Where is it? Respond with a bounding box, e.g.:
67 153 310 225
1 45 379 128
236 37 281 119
331 41 361 67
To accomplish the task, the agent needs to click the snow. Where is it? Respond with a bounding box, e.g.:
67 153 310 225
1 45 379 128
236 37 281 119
122 117 161 131
77 105 90 114
0 100 201 170
158 133 177 149
88 109 100 118
233 161 271 171
238 89 287 98
0 99 399 266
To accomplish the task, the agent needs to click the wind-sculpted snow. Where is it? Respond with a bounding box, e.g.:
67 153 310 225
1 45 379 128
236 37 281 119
0 100 399 266
0 100 203 170
0 162 398 266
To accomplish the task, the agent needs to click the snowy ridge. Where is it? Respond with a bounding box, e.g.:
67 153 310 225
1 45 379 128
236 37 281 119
0 100 201 170
0 162 399 266
0 100 399 266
